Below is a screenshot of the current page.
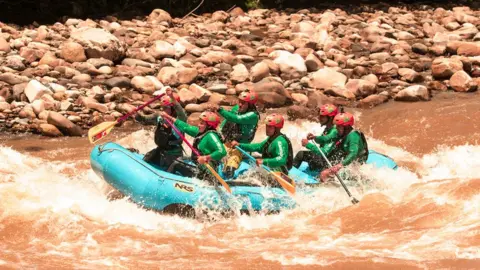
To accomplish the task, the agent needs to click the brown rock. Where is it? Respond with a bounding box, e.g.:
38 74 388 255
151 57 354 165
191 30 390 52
105 77 130 88
394 85 430 102
427 81 448 91
324 86 356 100
250 61 270 83
230 64 249 83
0 37 10 52
178 88 198 104
287 105 314 120
150 40 175 59
131 76 155 94
450 71 477 92
291 93 308 105
212 11 229 22
39 123 63 137
358 94 389 109
80 96 108 113
0 73 29 85
47 111 82 136
431 57 463 79
38 52 64 67
61 41 87 63
305 53 323 72
398 68 423 83
19 47 44 63
189 84 212 102
345 79 377 98
71 27 126 62
457 42 480 57
147 9 172 24
272 51 307 80
24 80 53 102
307 68 348 89
157 67 198 85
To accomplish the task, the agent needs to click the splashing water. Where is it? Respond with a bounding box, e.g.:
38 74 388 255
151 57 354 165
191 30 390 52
0 116 479 269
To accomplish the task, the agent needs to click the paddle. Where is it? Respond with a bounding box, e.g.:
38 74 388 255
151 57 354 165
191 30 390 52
312 141 359 204
235 146 296 195
88 94 165 144
162 117 232 194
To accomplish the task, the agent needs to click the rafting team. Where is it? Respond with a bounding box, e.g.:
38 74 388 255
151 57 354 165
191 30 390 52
134 87 368 184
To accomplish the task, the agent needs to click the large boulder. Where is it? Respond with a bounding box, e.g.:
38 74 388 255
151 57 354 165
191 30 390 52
450 71 477 92
157 67 198 85
147 9 172 25
38 123 63 137
71 27 126 62
394 85 430 102
230 64 249 83
307 68 348 89
47 111 83 136
271 51 307 80
250 61 270 82
61 41 87 63
24 80 53 103
345 79 377 98
431 57 463 79
150 40 175 59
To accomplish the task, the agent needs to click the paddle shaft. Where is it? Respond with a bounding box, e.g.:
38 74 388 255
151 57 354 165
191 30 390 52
163 117 231 193
117 94 165 124
312 141 359 203
235 146 295 195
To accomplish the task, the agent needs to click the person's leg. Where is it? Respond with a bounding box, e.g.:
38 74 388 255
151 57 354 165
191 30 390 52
167 159 197 177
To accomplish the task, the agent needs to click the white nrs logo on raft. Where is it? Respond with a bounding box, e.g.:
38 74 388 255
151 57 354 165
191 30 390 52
174 183 194 193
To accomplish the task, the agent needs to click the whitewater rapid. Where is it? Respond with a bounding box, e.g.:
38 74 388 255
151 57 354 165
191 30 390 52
1 118 478 269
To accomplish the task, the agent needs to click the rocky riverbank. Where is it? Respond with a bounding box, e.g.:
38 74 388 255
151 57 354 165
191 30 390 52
0 6 479 137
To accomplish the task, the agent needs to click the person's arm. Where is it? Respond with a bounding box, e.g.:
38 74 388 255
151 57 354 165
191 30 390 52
219 105 239 130
174 119 199 137
238 138 267 153
305 142 321 155
218 107 258 125
205 133 227 161
135 111 160 125
262 137 288 168
342 133 362 166
173 101 187 122
314 128 339 145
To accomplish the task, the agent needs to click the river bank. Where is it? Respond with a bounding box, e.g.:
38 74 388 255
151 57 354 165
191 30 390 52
0 5 479 138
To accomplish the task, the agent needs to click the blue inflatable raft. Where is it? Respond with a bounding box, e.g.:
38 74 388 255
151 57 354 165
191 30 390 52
90 142 397 216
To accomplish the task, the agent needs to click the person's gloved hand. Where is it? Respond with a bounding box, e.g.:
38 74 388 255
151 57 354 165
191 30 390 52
197 155 212 164
301 138 309 147
320 164 343 182
307 133 315 140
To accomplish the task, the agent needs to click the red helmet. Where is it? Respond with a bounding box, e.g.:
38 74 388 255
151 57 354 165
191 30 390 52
265 113 284 128
319 104 338 117
238 90 258 104
199 111 221 129
333 112 354 127
160 94 180 107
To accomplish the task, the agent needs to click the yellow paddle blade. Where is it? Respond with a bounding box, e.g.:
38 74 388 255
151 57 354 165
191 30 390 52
205 164 232 193
272 172 296 195
88 121 117 144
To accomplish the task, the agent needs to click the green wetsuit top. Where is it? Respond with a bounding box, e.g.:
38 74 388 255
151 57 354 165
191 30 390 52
239 133 293 173
174 119 227 162
218 105 259 143
305 126 339 157
334 130 368 166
